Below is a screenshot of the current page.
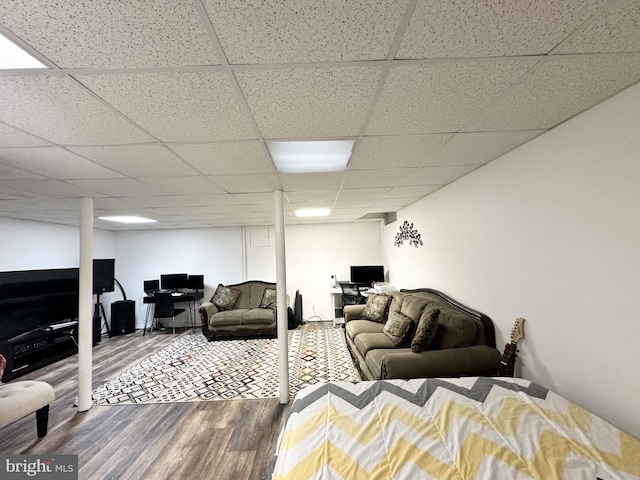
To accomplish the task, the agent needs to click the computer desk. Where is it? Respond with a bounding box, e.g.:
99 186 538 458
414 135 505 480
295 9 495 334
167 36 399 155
329 286 371 327
142 291 204 335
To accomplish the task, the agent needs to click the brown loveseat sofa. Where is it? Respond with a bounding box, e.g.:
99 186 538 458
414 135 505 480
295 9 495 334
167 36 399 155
199 280 277 340
344 288 501 380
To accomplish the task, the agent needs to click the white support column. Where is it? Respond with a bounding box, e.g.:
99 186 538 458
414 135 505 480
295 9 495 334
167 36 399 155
77 197 93 412
274 190 289 404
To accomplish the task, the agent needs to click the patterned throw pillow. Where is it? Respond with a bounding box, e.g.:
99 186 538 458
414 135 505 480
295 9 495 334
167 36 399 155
211 284 241 310
361 294 391 323
411 306 441 353
383 310 414 346
260 288 277 309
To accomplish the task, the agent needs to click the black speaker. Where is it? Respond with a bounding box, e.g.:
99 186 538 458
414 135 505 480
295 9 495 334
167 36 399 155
93 259 115 294
93 315 101 345
111 300 135 336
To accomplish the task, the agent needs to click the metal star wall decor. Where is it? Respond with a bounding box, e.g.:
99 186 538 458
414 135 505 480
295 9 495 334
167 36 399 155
394 220 423 248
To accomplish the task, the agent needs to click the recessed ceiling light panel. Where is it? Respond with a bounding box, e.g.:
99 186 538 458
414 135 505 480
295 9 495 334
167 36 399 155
0 32 47 70
267 140 355 173
294 208 331 217
98 216 157 224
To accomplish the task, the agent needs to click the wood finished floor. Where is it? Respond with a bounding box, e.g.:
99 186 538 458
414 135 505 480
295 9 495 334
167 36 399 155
0 326 309 480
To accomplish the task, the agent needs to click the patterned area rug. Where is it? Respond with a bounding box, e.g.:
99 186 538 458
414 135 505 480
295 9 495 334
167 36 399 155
92 325 358 404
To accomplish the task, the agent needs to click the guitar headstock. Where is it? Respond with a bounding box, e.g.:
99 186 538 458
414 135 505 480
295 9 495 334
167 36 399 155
510 317 525 344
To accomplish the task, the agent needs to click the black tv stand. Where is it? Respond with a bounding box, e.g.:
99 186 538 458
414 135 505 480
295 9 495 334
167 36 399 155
0 321 78 382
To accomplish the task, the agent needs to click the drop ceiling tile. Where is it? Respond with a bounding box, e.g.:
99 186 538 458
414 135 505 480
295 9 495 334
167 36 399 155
0 147 122 179
0 0 220 68
553 0 640 54
210 173 281 194
366 61 535 135
434 131 544 166
69 145 199 177
93 197 130 210
385 185 440 198
333 198 377 209
76 72 256 142
467 56 640 131
399 165 478 186
338 188 391 200
279 173 344 192
0 179 103 198
0 124 51 147
0 76 153 145
169 141 274 175
372 197 416 207
0 163 47 180
397 0 604 59
231 193 275 205
136 176 224 195
350 135 452 170
205 0 408 63
236 67 381 138
0 197 75 213
66 178 160 197
206 203 270 214
285 190 339 203
342 169 411 189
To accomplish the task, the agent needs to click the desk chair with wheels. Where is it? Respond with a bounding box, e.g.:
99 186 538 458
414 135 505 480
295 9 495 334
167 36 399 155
339 282 366 317
152 292 185 335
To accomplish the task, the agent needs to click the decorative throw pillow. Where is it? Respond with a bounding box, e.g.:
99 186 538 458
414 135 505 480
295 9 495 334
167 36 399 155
412 307 441 353
361 294 391 323
211 284 241 310
259 288 277 309
383 311 414 346
400 295 432 323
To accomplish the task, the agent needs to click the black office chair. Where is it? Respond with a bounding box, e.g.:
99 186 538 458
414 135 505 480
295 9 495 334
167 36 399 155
339 282 366 316
152 292 185 335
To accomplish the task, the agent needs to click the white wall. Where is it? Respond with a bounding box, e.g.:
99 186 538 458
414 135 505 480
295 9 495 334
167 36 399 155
245 223 384 320
382 82 640 438
0 217 115 270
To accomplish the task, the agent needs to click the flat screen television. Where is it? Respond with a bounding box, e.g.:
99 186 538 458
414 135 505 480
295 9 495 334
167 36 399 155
160 273 188 292
0 267 79 341
350 265 385 287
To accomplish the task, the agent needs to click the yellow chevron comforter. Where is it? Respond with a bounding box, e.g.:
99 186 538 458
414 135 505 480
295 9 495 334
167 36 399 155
271 377 640 479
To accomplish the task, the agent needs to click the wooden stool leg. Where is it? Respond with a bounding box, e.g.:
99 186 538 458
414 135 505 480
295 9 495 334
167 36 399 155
36 405 50 437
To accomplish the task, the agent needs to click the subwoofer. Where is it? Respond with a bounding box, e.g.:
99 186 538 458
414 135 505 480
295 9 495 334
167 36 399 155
110 300 135 336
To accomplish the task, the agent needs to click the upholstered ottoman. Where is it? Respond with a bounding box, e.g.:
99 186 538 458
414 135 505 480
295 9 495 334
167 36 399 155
0 381 55 437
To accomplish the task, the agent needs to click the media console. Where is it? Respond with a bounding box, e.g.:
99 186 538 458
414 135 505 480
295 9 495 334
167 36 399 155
0 321 78 382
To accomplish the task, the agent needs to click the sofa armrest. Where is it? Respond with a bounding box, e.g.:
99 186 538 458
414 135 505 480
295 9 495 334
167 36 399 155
381 345 501 380
198 302 219 323
344 305 366 322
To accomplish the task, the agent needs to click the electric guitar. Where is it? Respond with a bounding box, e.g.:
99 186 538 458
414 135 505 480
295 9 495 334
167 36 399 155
499 318 525 377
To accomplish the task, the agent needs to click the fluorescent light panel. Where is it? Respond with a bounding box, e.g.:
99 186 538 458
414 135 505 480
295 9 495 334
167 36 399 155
0 32 47 70
98 216 157 224
267 140 354 173
295 208 331 217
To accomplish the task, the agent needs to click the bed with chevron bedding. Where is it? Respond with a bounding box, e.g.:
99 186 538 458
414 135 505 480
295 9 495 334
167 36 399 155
270 377 640 479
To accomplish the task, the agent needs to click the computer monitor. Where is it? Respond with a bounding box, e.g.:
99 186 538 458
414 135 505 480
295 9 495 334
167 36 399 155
187 274 204 291
143 279 159 294
350 265 384 287
160 273 188 292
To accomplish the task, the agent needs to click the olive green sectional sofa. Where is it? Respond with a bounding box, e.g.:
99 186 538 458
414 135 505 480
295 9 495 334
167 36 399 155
344 288 501 380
